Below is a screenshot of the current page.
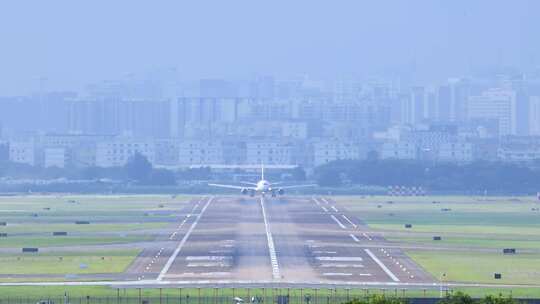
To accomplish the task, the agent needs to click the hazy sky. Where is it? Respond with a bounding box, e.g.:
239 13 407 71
1 0 539 94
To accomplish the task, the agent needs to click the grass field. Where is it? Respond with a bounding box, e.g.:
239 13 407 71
334 195 540 285
0 194 193 280
0 249 140 275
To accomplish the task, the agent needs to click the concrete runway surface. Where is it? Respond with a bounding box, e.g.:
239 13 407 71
125 196 435 285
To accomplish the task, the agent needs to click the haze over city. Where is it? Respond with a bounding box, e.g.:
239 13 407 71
1 0 539 94
3 1 540 301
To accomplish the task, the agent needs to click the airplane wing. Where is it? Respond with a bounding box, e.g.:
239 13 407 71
277 184 318 189
208 183 252 190
239 181 258 186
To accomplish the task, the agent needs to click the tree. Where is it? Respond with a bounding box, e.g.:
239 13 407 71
148 169 176 186
439 292 475 304
124 152 152 182
291 166 307 181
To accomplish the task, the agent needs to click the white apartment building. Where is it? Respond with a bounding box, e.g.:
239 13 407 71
281 121 308 139
468 89 517 136
529 96 540 135
313 141 360 166
178 141 225 166
380 142 417 160
44 148 68 168
497 145 540 162
437 142 473 162
246 141 297 165
9 141 38 166
96 140 155 167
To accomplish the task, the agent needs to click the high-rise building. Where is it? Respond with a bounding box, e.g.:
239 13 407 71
529 96 540 135
467 89 517 136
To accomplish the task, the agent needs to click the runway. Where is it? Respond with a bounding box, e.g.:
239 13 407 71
125 196 434 285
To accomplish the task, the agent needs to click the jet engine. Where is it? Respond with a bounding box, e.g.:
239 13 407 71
241 188 248 195
278 188 285 195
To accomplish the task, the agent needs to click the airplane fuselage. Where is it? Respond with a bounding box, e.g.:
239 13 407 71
256 180 271 193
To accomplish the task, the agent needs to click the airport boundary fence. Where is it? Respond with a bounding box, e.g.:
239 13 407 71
0 287 535 304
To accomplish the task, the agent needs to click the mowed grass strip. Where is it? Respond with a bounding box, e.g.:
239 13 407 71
0 249 140 275
0 194 195 212
407 250 540 285
0 235 150 247
385 234 540 250
0 222 168 234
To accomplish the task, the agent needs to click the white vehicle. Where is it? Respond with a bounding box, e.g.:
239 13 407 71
209 165 316 197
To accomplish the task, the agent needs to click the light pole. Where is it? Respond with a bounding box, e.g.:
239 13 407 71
440 273 447 298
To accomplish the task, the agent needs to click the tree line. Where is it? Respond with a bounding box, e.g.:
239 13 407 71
314 159 540 193
344 293 516 304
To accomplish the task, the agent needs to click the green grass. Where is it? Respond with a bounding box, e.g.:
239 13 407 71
333 195 540 285
407 250 540 285
0 249 140 275
385 235 540 249
0 222 168 234
0 235 151 247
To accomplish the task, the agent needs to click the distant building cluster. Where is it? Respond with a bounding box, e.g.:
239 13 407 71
2 73 540 169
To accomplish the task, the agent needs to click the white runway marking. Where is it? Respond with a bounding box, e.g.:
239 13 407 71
187 262 231 267
364 249 400 282
260 197 280 280
321 206 328 212
320 264 364 268
157 197 213 281
316 257 364 261
330 215 346 229
186 256 232 261
331 206 339 212
209 250 233 254
167 272 230 278
350 234 360 242
313 251 337 254
342 215 357 228
362 232 373 241
320 197 331 205
322 273 353 276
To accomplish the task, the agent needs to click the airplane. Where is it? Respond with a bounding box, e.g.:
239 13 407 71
208 165 316 197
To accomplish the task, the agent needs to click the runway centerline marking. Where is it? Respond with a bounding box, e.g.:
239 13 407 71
260 197 281 280
364 249 400 282
330 215 346 229
157 197 213 281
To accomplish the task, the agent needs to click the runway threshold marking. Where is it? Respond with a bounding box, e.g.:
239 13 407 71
260 197 281 280
330 215 346 229
157 197 213 281
350 234 360 242
342 215 357 228
364 249 400 282
320 197 331 205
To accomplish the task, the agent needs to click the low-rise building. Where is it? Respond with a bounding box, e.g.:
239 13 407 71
178 141 225 166
246 141 300 166
380 142 417 160
9 141 39 166
44 148 68 168
96 139 155 167
313 141 360 166
438 142 473 162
